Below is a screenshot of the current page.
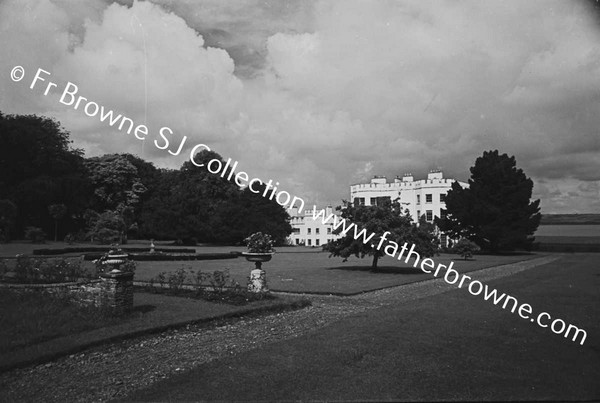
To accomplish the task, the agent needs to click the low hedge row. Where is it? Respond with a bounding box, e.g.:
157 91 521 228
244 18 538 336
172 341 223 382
531 243 600 253
33 247 196 256
83 252 240 261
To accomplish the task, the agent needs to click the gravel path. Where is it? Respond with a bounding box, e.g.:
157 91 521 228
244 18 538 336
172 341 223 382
0 255 559 403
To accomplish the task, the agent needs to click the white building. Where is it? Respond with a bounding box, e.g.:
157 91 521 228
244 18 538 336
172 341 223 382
350 170 468 225
287 206 343 247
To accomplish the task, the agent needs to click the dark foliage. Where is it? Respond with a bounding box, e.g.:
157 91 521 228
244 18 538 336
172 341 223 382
323 199 437 269
1 111 291 245
0 112 92 238
436 150 541 252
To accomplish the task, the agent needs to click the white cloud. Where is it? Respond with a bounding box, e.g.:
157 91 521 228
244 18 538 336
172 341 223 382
1 0 599 212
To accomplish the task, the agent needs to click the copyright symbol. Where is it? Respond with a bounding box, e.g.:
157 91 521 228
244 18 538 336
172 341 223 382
10 66 25 82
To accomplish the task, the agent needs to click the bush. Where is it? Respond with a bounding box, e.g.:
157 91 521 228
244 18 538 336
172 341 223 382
33 247 196 256
64 233 76 244
24 226 46 243
453 239 481 260
8 255 88 284
167 267 187 290
93 228 121 245
148 268 239 294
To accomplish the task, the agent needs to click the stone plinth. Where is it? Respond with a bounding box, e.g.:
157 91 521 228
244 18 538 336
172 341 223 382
247 269 268 293
100 271 134 314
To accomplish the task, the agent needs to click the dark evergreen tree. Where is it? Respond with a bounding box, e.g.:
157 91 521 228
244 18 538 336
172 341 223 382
436 150 541 252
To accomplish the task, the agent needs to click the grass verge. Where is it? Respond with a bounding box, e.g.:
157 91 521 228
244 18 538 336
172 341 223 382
0 290 310 373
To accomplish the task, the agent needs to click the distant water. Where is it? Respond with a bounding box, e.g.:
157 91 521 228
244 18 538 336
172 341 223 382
535 225 600 237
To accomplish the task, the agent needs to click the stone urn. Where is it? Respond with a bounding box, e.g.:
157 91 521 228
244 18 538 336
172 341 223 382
242 252 273 293
101 249 130 273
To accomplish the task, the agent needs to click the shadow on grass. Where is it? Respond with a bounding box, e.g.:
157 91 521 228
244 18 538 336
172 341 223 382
132 304 156 314
326 265 423 275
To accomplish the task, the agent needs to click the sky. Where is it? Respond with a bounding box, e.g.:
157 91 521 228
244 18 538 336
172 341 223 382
1 0 599 213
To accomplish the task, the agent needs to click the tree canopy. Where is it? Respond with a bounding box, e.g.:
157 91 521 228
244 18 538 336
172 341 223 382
0 112 91 239
436 150 541 252
0 111 292 245
323 199 437 269
138 150 292 245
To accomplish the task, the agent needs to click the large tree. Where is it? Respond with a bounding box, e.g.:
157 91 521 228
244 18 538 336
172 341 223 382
0 112 91 237
323 199 437 269
139 149 291 245
437 150 541 252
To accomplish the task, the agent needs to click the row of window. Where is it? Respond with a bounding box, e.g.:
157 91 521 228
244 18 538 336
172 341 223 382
294 238 333 246
416 193 446 204
354 193 446 206
292 227 332 235
417 210 447 221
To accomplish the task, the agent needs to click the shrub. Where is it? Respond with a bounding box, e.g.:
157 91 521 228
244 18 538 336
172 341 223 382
9 255 87 284
210 270 230 293
24 226 46 243
167 267 187 290
0 259 8 276
453 239 481 260
64 233 76 244
94 228 121 245
157 272 166 289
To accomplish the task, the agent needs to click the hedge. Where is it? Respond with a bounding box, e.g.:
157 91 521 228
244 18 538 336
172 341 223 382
33 247 196 256
83 252 241 261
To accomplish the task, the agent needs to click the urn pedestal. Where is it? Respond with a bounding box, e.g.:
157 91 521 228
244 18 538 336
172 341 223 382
242 252 273 293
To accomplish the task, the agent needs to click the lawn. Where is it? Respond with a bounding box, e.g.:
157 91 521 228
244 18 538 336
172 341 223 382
0 289 125 354
127 253 600 402
0 288 309 372
1 242 542 295
128 248 541 295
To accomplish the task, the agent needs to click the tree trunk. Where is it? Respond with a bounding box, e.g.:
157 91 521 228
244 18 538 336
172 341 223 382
371 254 379 269
54 220 58 242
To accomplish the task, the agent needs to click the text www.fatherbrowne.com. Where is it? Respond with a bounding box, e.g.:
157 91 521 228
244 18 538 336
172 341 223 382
12 65 586 346
312 206 588 346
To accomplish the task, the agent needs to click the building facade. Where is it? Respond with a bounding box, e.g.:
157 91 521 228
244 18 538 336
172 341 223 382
287 206 343 247
287 170 467 247
350 170 468 225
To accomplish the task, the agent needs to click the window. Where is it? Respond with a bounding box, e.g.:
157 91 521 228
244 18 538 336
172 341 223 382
307 239 312 246
295 239 299 245
327 228 332 234
316 228 320 234
440 210 447 219
316 239 320 246
440 234 447 246
426 210 433 222
292 228 300 234
372 196 391 206
417 210 421 219
353 197 365 206
440 193 446 203
416 195 421 204
307 228 311 234
426 194 432 203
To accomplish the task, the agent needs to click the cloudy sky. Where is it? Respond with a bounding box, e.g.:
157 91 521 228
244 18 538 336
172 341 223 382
1 0 599 213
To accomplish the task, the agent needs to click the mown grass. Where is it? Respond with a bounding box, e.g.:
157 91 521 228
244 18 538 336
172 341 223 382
0 290 124 353
127 254 600 402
